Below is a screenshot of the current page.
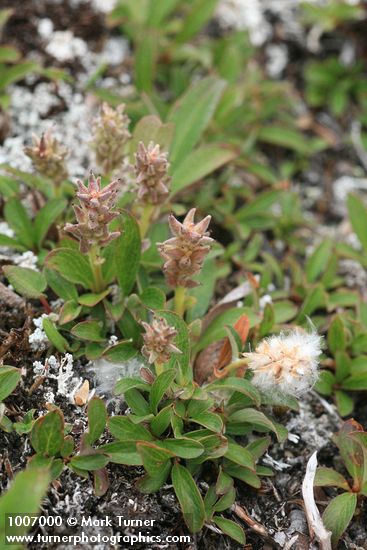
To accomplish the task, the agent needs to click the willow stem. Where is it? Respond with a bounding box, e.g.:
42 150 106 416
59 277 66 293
89 245 104 293
222 357 249 375
54 184 61 198
174 286 186 317
139 204 155 239
155 361 164 376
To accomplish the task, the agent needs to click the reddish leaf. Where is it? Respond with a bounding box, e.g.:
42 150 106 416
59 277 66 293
214 315 250 378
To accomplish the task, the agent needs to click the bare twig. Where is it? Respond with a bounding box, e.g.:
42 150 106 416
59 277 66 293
0 281 25 309
283 534 300 550
302 452 332 550
232 502 269 537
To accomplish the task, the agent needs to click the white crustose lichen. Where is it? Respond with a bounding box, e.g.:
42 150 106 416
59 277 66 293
33 353 82 402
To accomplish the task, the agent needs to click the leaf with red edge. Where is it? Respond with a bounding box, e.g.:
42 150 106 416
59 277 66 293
333 419 365 490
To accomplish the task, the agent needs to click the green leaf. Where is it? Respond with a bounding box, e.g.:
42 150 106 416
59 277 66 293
306 239 333 283
129 115 173 161
314 370 335 396
103 340 137 362
189 411 223 433
61 435 74 458
314 467 349 490
170 144 237 194
115 211 141 296
213 485 236 512
3 266 45 299
0 366 21 401
176 0 218 42
42 317 68 353
328 315 346 355
204 485 217 517
0 8 14 29
34 199 66 248
168 77 226 167
0 233 25 251
135 31 157 93
86 397 107 445
14 409 36 435
147 0 180 26
228 408 285 442
333 421 364 486
341 375 367 391
215 468 233 495
150 405 172 437
1 165 50 195
258 126 314 154
59 300 82 325
157 438 204 459
347 194 367 252
329 290 359 309
4 197 34 248
335 352 351 382
78 290 110 307
114 377 151 395
197 307 258 353
31 409 64 456
213 516 246 544
335 390 354 417
150 369 176 414
137 441 174 476
194 434 228 460
0 61 39 90
0 46 21 63
139 287 166 310
259 302 275 337
235 190 281 221
100 441 142 465
124 389 150 416
108 416 154 441
0 468 50 544
297 284 326 320
117 308 141 342
246 436 271 460
137 462 172 493
350 355 367 378
186 257 218 322
225 440 256 470
322 492 357 547
171 463 206 533
44 268 78 301
71 320 105 342
351 334 367 355
46 248 94 289
224 463 262 488
70 453 109 470
50 458 64 480
205 377 260 406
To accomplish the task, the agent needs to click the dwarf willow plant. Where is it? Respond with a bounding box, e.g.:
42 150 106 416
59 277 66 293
0 98 326 545
107 348 282 543
2 92 240 357
314 419 367 547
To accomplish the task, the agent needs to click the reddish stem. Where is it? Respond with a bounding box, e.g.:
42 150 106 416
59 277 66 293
40 296 52 314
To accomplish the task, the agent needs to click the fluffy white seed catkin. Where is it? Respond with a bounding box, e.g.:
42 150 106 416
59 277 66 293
244 330 322 397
